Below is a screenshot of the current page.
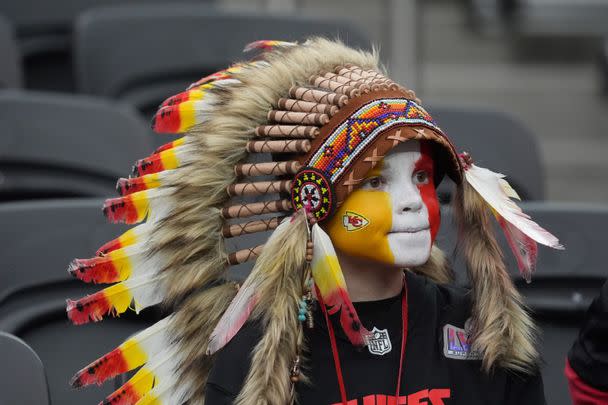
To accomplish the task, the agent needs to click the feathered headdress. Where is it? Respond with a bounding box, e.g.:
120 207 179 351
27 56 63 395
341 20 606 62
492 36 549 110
66 38 562 405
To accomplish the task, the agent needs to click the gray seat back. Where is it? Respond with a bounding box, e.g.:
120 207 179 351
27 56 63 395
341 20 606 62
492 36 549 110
0 0 215 91
437 202 606 301
0 90 154 200
0 199 127 312
0 198 156 405
75 5 370 114
0 14 22 88
429 105 545 201
0 332 50 405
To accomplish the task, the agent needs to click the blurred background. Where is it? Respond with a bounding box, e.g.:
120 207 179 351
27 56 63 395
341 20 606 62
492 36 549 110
0 0 606 404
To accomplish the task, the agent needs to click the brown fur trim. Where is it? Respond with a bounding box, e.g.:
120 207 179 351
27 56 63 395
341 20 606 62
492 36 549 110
172 283 239 404
453 181 539 373
235 212 308 405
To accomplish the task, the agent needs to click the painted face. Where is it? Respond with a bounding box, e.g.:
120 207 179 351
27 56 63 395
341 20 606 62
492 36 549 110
325 140 440 267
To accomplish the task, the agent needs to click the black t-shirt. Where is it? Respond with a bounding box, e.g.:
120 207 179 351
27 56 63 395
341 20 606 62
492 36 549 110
206 271 546 404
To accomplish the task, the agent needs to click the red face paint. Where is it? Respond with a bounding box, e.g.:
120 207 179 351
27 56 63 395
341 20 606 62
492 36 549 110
416 141 440 243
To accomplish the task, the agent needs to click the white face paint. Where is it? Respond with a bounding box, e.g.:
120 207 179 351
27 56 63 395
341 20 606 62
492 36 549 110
360 141 436 267
327 140 440 268
385 142 431 266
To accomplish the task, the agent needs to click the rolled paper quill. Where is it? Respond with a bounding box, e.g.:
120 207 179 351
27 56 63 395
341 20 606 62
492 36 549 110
321 72 371 93
322 72 352 85
334 66 368 81
222 217 284 238
268 110 329 126
221 199 292 219
309 75 360 98
227 180 292 197
246 139 311 154
234 161 302 177
255 125 319 139
288 86 348 106
277 98 338 116
228 245 265 265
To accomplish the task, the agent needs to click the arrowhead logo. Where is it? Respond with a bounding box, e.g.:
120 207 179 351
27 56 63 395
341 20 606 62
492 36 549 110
342 211 370 231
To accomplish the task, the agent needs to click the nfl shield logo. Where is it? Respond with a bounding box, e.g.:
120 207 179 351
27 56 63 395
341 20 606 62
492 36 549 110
367 327 392 356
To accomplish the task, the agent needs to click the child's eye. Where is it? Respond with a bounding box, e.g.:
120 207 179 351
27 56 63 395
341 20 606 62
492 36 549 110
367 176 382 188
413 170 429 185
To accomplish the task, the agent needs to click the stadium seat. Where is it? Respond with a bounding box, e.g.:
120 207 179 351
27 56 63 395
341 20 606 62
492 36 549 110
0 198 157 405
0 14 22 88
0 0 215 91
0 199 126 313
429 105 545 202
435 202 608 404
0 90 154 200
0 332 50 405
600 37 608 96
74 5 370 116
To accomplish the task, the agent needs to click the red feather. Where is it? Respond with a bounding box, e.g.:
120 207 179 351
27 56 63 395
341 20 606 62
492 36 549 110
70 347 128 388
116 177 148 196
103 196 139 224
101 382 142 405
154 139 181 154
132 154 165 177
159 90 192 108
66 291 112 325
97 238 122 256
319 287 369 347
151 105 181 134
68 257 119 284
498 216 538 283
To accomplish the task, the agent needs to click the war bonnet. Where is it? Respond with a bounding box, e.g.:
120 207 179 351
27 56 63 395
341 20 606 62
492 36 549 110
66 38 562 405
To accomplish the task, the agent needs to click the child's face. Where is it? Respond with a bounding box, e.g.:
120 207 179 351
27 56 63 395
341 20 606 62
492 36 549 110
326 140 440 268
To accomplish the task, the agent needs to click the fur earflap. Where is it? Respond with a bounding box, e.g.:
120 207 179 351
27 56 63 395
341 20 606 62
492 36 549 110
454 181 538 373
172 283 239 404
236 211 309 405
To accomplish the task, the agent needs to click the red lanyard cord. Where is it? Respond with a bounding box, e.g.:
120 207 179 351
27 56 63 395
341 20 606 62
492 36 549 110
319 291 349 404
317 280 409 405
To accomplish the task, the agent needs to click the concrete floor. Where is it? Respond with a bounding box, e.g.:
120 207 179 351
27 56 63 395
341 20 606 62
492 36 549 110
419 1 608 203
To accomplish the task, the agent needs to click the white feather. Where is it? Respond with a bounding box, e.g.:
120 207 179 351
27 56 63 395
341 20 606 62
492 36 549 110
128 316 174 355
123 244 166 281
207 218 293 354
125 273 167 313
134 366 192 405
464 164 563 249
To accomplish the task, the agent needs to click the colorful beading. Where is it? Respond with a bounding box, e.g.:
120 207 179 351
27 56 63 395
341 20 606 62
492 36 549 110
306 98 443 183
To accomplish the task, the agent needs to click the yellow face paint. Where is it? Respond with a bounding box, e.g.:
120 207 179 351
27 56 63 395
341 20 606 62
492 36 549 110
325 141 437 268
326 183 395 265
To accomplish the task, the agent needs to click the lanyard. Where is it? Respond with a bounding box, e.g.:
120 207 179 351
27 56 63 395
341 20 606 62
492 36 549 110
318 278 409 405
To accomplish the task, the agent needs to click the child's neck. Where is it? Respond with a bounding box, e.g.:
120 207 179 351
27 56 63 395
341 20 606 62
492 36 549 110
336 250 405 302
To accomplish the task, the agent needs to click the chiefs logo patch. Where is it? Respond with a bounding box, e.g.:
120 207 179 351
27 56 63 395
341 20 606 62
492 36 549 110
342 211 369 231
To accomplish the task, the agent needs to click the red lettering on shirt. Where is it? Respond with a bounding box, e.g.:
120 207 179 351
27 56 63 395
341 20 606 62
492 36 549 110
330 388 451 405
408 389 429 405
429 389 451 405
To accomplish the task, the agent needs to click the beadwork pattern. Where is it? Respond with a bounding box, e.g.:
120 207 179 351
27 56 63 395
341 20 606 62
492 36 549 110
291 168 334 221
307 98 443 182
